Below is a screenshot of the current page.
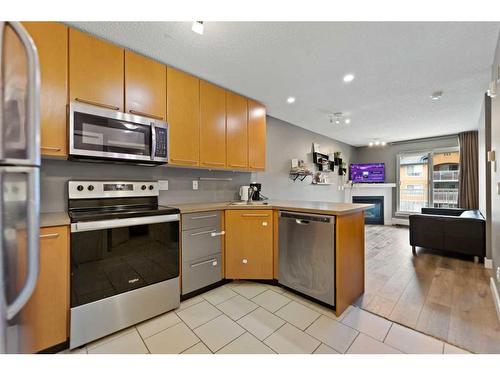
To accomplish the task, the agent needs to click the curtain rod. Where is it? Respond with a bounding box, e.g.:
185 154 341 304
389 133 458 146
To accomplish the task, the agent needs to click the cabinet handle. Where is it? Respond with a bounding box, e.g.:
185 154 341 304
41 146 62 151
75 98 120 111
242 258 248 264
40 233 60 239
190 214 217 220
190 258 218 268
190 229 216 237
242 214 269 218
210 231 225 237
129 109 164 121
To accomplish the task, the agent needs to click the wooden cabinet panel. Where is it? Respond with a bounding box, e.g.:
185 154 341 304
125 50 166 120
200 81 226 168
167 67 200 166
226 92 248 169
225 210 273 279
23 22 68 158
24 226 69 353
69 28 124 110
248 100 266 170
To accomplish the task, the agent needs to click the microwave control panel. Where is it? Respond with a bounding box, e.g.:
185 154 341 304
155 127 168 158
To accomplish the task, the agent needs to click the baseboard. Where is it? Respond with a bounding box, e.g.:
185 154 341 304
490 277 500 323
484 258 493 269
391 217 409 226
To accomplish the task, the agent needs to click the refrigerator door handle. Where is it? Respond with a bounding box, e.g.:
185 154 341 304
4 168 40 320
0 22 41 166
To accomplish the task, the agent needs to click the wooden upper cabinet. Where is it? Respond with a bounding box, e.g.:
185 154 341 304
200 81 226 168
225 210 273 279
125 50 166 120
248 100 266 170
226 92 248 169
167 67 200 166
23 22 68 158
24 226 69 353
69 28 124 110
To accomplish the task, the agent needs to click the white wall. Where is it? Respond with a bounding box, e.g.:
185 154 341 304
252 116 355 202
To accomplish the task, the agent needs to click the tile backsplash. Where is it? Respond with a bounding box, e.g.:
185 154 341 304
40 159 252 213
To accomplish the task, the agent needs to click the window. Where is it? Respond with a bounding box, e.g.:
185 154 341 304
406 165 423 177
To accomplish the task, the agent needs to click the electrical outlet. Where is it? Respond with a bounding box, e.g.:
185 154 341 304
159 180 169 191
192 180 199 190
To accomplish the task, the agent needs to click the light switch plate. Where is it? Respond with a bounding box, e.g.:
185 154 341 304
192 180 199 190
159 180 169 191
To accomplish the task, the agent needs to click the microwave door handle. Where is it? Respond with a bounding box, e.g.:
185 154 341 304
5 168 40 320
151 124 156 161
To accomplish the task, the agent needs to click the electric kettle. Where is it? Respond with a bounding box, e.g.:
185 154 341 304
239 186 250 201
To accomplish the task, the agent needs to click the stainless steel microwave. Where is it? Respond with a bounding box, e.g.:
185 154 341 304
69 101 169 165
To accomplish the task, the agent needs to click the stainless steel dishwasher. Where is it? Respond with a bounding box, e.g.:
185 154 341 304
279 211 335 306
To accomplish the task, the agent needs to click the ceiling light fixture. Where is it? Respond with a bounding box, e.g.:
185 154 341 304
368 139 387 147
286 97 296 104
329 112 351 126
343 74 355 83
192 21 204 35
368 142 374 147
430 90 443 101
345 118 351 124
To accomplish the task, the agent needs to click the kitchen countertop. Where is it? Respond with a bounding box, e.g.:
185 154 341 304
40 212 70 227
171 200 373 216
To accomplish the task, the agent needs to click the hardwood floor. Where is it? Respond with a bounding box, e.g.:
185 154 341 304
358 225 500 353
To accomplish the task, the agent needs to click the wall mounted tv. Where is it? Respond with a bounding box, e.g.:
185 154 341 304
350 163 385 183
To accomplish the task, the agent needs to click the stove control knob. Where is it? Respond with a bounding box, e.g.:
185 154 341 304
77 185 84 191
148 185 154 190
141 185 147 190
88 185 94 191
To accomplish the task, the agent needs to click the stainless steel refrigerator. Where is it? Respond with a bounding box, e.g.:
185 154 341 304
0 21 41 354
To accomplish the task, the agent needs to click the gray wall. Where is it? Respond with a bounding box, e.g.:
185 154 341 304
40 159 252 212
251 116 355 202
478 95 492 259
354 135 459 218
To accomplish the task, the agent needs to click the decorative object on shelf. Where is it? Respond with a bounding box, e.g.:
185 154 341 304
289 159 313 181
312 171 331 185
341 161 347 176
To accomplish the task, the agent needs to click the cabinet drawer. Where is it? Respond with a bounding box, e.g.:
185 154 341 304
182 227 224 262
182 211 221 231
182 253 222 295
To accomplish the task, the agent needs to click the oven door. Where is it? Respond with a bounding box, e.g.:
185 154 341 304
69 101 168 164
70 214 179 308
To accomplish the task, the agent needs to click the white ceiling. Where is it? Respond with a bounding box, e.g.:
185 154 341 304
69 22 500 146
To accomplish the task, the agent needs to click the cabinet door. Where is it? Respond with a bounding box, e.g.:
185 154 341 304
23 226 69 353
125 50 166 120
226 92 248 170
167 67 200 166
225 210 273 279
248 100 266 170
200 81 226 168
69 28 124 111
23 22 68 158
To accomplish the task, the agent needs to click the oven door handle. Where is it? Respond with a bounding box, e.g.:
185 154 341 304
71 214 180 233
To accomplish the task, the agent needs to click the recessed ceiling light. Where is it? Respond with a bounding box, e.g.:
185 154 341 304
381 141 387 146
286 97 296 104
368 142 374 147
343 74 355 83
345 118 351 124
192 21 204 35
374 141 380 146
430 90 443 101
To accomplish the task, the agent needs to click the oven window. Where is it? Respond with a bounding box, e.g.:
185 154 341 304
73 112 151 156
70 221 179 307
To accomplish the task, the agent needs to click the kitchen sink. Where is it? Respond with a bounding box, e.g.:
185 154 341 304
228 201 270 206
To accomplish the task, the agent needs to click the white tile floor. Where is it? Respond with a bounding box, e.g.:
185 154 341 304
64 281 472 354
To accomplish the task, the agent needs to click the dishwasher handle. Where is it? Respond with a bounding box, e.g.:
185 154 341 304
280 211 335 224
295 219 310 225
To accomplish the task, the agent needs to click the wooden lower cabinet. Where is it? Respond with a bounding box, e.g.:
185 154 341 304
23 226 69 353
225 210 273 279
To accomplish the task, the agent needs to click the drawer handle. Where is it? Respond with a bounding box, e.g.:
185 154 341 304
190 229 216 237
242 258 248 264
190 259 218 268
190 214 217 220
40 233 60 239
210 231 225 237
75 98 120 111
41 146 62 151
242 214 269 218
129 109 164 121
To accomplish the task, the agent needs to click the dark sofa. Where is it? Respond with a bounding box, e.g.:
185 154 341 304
409 207 485 259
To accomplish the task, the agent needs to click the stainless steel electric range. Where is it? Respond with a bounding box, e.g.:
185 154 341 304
67 180 180 349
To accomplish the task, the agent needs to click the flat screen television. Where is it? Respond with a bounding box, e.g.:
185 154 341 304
350 163 385 183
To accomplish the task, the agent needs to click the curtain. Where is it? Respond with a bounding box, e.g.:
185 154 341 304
458 131 479 209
